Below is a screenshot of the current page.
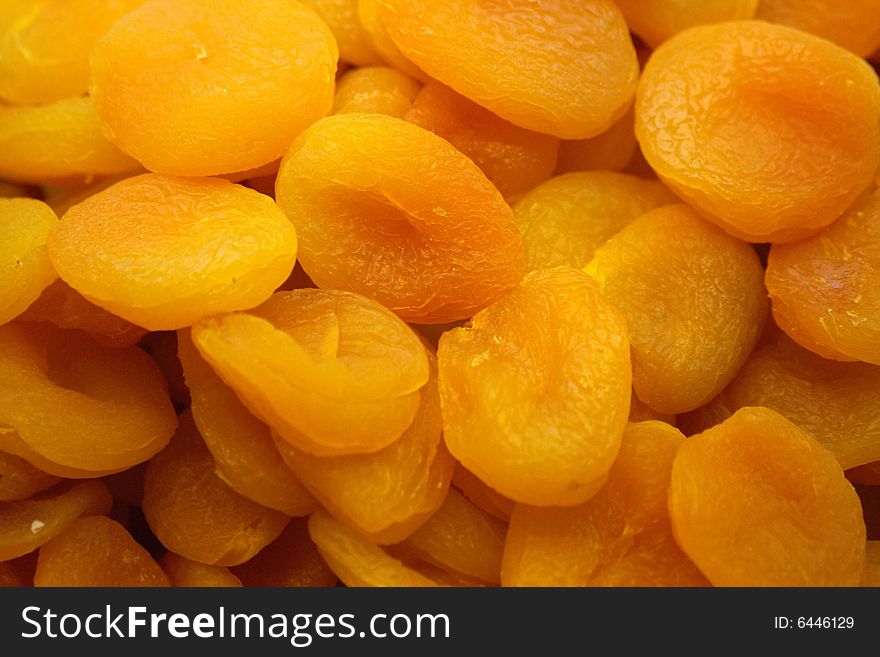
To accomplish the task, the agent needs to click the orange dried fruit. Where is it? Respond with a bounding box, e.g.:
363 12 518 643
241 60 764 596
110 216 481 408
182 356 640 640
766 187 880 365
376 0 638 139
756 0 880 57
636 21 880 243
452 465 514 522
669 407 866 586
275 113 524 323
333 66 420 117
90 0 338 176
274 344 453 543
513 171 676 272
48 173 297 331
0 322 176 477
0 480 111 561
34 515 169 587
178 330 318 516
356 0 424 79
308 510 440 587
0 198 57 326
232 518 337 588
0 451 60 502
142 411 290 566
405 81 559 198
555 106 637 174
192 288 429 456
616 0 758 48
161 552 242 587
438 267 631 507
301 0 382 66
585 204 767 414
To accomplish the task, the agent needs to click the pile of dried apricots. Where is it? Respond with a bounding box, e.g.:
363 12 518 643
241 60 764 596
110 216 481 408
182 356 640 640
1 0 880 588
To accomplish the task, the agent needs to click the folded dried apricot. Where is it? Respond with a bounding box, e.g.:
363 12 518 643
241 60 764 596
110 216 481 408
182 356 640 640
438 267 631 507
275 113 524 323
333 66 420 117
555 106 637 174
192 289 428 456
514 172 676 272
0 323 176 477
357 0 423 79
616 0 758 48
143 411 290 566
301 0 382 66
637 21 880 243
90 0 338 176
377 0 638 139
586 204 767 414
274 343 453 543
756 0 880 57
669 407 866 586
766 187 880 365
161 552 242 588
35 515 169 587
0 451 59 502
0 198 57 327
48 174 297 330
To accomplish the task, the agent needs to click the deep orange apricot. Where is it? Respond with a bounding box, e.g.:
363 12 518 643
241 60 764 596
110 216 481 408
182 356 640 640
616 0 758 48
756 0 880 57
0 451 59 502
161 552 242 587
333 66 420 117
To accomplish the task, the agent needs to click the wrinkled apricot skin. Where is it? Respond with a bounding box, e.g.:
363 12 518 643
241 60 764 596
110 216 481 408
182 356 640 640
276 114 525 324
636 21 880 243
0 0 147 105
161 552 242 587
0 198 57 327
48 174 297 331
35 515 169 587
301 0 382 66
333 66 421 117
0 451 60 502
756 0 880 57
232 518 337 587
377 0 638 139
766 188 880 366
586 204 767 414
555 106 637 175
616 0 758 48
356 0 424 79
143 412 290 567
513 172 677 272
275 344 453 543
0 480 112 561
502 422 706 587
669 407 866 586
193 289 428 456
405 82 559 198
438 267 631 507
0 97 140 186
308 510 440 587
90 0 338 176
0 323 177 476
178 331 318 516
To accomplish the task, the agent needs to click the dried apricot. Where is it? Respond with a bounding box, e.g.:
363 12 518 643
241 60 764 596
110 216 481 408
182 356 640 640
0 0 146 104
275 113 524 323
20 280 146 348
502 421 704 587
35 516 168 587
438 267 631 507
0 480 111 561
48 174 297 331
177 331 318 516
401 488 506 584
357 0 423 79
756 0 880 57
636 21 880 243
669 407 866 586
90 0 338 176
0 198 57 326
452 465 513 522
301 0 381 66
766 187 880 365
274 343 453 543
0 323 176 477
555 106 637 174
615 0 758 48
308 510 439 586
0 451 59 502
692 331 880 471
405 82 559 198
142 411 290 566
161 552 242 587
376 0 638 139
585 204 767 414
333 66 420 117
0 97 139 185
513 172 676 272
232 518 337 588
193 289 428 456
